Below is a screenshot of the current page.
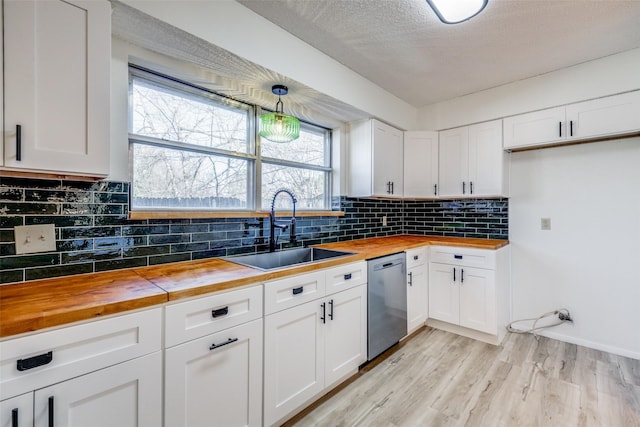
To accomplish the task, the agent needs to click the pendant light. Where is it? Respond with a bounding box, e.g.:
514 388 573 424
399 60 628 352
259 85 300 143
426 0 488 24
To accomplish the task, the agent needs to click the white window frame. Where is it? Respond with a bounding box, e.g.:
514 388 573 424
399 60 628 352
128 66 332 212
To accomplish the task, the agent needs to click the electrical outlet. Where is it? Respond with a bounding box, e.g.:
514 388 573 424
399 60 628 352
14 224 56 254
382 215 388 226
540 217 551 230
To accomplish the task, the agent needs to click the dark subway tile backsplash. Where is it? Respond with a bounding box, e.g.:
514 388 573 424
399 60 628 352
0 177 508 284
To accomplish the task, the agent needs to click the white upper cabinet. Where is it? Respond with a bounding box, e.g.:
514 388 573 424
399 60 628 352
504 91 640 150
349 119 404 198
403 131 439 198
2 0 111 177
439 119 507 198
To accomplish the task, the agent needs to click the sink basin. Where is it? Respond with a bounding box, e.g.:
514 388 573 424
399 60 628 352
223 248 354 271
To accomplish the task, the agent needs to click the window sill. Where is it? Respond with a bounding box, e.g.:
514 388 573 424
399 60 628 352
129 210 345 220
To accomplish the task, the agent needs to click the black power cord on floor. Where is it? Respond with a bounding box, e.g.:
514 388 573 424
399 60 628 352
507 308 573 339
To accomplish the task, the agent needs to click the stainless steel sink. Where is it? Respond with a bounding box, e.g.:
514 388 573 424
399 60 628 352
223 248 354 271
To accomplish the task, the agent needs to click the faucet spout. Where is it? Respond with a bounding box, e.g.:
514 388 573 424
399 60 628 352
269 188 298 252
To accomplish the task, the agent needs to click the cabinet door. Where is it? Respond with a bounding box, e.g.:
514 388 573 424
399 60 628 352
372 120 404 197
34 352 162 427
404 131 439 198
407 263 428 334
567 91 640 140
468 120 505 197
459 267 496 335
503 106 565 150
264 300 324 426
324 286 367 387
3 0 110 176
0 392 33 427
438 126 469 197
165 319 263 427
428 263 459 324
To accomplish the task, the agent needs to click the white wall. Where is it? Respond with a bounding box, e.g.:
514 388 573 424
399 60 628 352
418 48 640 130
510 138 640 359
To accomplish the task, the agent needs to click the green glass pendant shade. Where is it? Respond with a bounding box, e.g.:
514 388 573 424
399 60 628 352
260 84 300 143
260 112 300 143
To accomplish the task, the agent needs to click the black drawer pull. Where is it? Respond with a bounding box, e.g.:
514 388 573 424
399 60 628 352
454 254 463 260
16 125 22 162
209 338 238 351
211 306 229 318
12 408 18 427
17 351 53 371
413 255 419 260
292 286 303 295
48 396 54 427
344 273 352 280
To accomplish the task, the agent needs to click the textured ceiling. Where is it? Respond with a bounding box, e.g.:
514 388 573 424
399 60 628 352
238 0 640 107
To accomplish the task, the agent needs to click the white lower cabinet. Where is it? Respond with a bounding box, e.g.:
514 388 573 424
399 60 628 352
406 246 429 334
34 352 161 427
428 245 510 344
0 353 161 427
0 392 32 427
263 263 367 426
0 308 163 427
164 319 263 427
429 263 495 334
163 284 264 427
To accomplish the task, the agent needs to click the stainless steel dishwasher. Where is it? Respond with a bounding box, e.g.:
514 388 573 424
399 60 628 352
367 252 407 361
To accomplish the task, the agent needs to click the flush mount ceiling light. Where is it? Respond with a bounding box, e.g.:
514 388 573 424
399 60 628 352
426 0 489 24
259 84 300 143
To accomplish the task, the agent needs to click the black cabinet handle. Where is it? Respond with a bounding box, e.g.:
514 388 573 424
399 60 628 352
391 181 394 194
413 255 419 260
408 271 413 286
453 267 456 282
559 121 562 137
320 302 326 324
292 286 303 295
434 184 437 196
454 254 463 260
12 408 18 427
470 181 473 194
211 306 229 318
48 396 54 427
386 181 391 194
462 182 466 194
570 120 573 136
329 299 334 320
209 338 238 351
461 269 464 284
17 351 53 371
344 273 352 280
16 125 22 161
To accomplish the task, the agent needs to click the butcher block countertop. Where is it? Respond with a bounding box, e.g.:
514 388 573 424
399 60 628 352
0 235 508 339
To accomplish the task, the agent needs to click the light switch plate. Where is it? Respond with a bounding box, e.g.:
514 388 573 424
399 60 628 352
14 224 57 254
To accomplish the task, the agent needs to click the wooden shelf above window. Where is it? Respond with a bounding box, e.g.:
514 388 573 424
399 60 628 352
129 210 345 220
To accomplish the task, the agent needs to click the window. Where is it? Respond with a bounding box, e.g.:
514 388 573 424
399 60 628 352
128 66 331 211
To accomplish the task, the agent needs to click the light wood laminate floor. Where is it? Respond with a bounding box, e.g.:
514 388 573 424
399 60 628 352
289 327 640 427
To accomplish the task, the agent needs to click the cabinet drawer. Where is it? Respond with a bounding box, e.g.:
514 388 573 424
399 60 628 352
165 285 262 348
405 246 428 269
429 246 495 269
325 262 367 295
264 271 325 315
0 308 161 401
